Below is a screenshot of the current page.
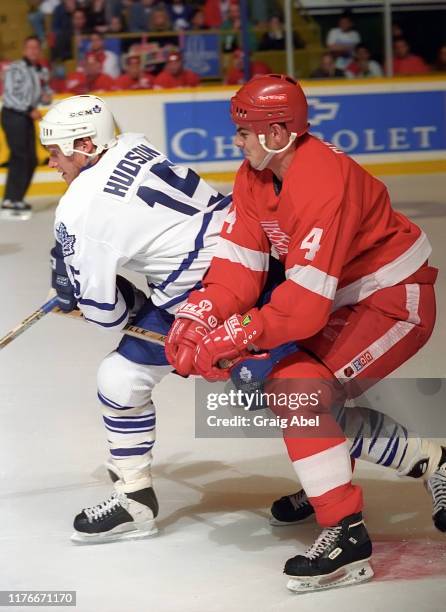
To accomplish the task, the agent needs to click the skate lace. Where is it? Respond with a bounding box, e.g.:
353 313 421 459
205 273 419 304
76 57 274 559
84 492 127 523
428 468 446 514
290 490 309 510
304 526 342 560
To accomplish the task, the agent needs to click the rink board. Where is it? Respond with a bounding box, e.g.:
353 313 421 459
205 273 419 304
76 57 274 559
0 77 445 198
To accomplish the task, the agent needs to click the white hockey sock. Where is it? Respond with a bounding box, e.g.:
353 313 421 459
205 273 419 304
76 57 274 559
100 400 156 493
396 437 442 480
335 404 442 478
97 351 171 494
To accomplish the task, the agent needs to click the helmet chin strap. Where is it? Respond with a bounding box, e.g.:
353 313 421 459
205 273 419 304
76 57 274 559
71 148 100 158
70 147 102 171
253 132 297 171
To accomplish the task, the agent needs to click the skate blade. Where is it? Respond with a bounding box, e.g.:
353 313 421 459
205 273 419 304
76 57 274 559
0 210 32 221
269 513 315 527
71 521 158 545
286 560 374 594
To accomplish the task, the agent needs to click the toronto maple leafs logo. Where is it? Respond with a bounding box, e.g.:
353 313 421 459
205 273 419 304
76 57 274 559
55 222 76 257
239 366 253 383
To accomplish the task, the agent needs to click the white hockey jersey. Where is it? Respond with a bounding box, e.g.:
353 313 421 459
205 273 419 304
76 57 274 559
54 133 231 329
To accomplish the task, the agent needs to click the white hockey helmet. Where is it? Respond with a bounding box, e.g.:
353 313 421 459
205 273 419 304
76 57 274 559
40 95 118 156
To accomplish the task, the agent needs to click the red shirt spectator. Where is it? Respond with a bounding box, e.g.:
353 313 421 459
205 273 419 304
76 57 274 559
203 0 231 28
393 38 430 75
86 33 121 78
225 50 271 85
65 55 115 93
153 51 200 89
114 55 154 90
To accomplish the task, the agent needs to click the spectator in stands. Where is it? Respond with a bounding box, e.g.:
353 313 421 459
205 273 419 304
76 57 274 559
147 7 179 54
258 14 304 51
87 33 121 78
28 1 49 43
51 0 76 60
87 0 108 33
148 6 173 32
345 44 383 78
203 0 232 28
393 37 430 75
40 0 61 12
249 0 281 27
221 2 257 53
127 0 156 33
107 15 126 56
326 10 361 71
109 14 126 33
49 63 67 93
1 36 52 219
65 53 115 93
73 8 90 37
153 50 200 88
107 1 125 20
29 1 64 43
28 0 61 44
310 52 345 79
190 8 209 30
114 54 154 89
168 0 192 31
224 48 271 84
392 22 404 41
434 44 446 72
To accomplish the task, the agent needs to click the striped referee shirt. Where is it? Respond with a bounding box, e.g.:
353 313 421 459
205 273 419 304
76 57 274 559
2 58 52 114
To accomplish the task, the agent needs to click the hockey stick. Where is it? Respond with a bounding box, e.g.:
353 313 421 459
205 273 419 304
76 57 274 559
52 307 166 346
0 300 232 367
0 296 60 351
52 307 233 368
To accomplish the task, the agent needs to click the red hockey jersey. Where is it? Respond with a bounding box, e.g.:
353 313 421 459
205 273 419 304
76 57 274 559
188 135 433 348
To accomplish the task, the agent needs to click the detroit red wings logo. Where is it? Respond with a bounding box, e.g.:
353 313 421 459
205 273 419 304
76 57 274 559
260 220 291 256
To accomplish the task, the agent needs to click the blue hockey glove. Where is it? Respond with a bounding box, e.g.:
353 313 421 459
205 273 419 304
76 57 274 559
50 241 77 312
230 342 299 410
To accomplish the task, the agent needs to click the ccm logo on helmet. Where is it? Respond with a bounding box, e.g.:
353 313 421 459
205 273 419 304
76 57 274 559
69 105 102 118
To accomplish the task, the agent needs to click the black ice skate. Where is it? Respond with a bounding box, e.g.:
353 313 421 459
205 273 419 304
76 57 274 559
426 446 446 532
270 489 315 526
284 512 373 593
71 487 159 544
0 200 32 221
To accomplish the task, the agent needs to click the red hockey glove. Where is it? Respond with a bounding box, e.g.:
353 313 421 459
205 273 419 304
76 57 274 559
165 296 222 376
194 310 264 382
165 318 210 376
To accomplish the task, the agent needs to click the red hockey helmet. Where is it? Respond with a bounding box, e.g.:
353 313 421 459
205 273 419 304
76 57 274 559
230 74 309 137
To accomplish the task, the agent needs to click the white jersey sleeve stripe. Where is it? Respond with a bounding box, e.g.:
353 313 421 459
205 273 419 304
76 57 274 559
216 237 269 272
149 195 229 294
79 289 119 310
154 280 202 312
286 264 338 300
84 304 129 328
